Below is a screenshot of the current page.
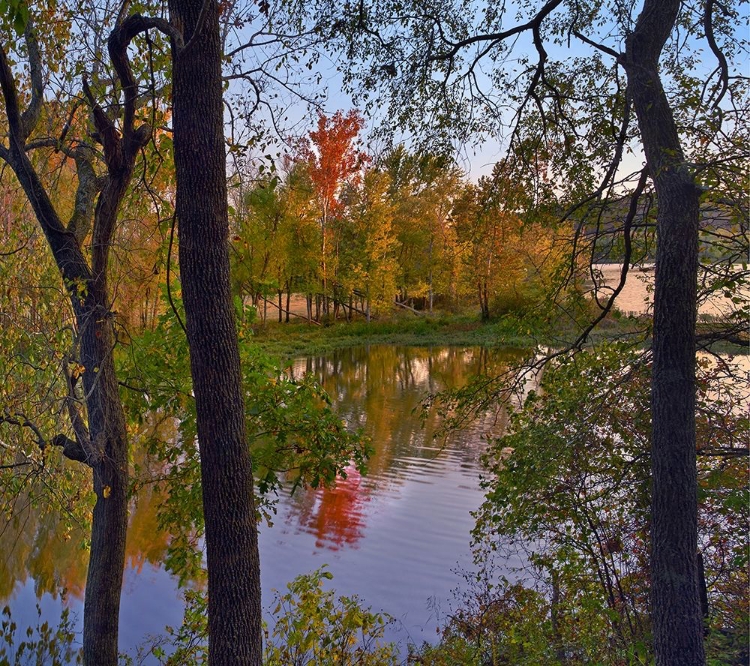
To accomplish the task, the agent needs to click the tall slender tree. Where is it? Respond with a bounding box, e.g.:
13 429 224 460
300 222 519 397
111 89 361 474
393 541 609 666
167 0 263 662
296 110 367 314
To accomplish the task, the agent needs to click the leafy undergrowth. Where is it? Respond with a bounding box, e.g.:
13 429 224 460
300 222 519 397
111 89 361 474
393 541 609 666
129 567 399 665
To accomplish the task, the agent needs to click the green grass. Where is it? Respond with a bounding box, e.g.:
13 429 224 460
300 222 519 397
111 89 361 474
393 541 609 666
243 307 747 360
247 316 534 357
246 310 563 358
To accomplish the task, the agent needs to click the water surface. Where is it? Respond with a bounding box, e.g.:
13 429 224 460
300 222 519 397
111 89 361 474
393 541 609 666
1 345 515 659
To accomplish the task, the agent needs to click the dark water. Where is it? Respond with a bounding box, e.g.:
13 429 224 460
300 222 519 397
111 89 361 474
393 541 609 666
1 345 518 659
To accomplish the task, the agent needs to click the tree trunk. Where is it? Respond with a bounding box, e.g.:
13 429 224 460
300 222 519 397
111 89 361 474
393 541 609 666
285 284 290 323
168 0 263 663
624 1 705 663
321 204 328 313
428 236 434 312
0 22 153 661
80 287 129 666
2 154 129 666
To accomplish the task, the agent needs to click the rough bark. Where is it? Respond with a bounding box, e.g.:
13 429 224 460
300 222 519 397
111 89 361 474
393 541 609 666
623 1 705 663
168 0 263 663
79 285 130 666
0 18 149 664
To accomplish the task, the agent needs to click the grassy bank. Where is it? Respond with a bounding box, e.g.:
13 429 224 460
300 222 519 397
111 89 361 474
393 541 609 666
245 314 533 358
244 309 644 359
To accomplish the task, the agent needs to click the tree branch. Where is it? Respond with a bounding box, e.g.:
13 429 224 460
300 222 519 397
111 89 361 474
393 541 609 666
108 14 167 147
180 0 211 56
573 30 620 59
61 356 97 466
68 143 102 244
20 22 44 141
0 43 91 286
427 0 564 63
702 0 729 108
0 411 47 450
571 167 650 347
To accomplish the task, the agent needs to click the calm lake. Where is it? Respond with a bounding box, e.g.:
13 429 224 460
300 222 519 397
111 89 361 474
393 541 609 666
1 345 519 660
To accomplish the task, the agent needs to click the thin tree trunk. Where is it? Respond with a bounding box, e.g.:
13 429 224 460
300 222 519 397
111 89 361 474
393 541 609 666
624 2 704 662
428 236 434 312
80 288 129 666
168 0 262 663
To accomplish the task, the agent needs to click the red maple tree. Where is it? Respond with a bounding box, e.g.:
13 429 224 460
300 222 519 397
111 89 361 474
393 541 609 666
296 110 369 313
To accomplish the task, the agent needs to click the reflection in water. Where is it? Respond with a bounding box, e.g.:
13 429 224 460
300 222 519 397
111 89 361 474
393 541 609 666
2 345 518 657
281 346 514 554
290 465 369 550
0 505 88 603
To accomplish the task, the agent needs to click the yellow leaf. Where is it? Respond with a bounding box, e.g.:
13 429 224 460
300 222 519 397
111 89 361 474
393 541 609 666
102 485 111 498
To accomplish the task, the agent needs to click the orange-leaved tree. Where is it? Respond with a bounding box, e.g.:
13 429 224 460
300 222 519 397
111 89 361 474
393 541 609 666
296 110 368 317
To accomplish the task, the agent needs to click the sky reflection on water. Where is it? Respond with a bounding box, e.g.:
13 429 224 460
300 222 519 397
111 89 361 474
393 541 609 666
1 345 516 660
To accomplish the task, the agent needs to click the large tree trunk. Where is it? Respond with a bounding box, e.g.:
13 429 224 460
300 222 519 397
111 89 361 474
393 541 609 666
624 1 705 663
168 0 263 663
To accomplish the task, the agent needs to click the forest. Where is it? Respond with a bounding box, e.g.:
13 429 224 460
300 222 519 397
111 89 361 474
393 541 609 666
0 0 747 664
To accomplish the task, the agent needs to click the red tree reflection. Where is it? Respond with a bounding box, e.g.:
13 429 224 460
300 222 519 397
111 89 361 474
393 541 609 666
292 465 370 550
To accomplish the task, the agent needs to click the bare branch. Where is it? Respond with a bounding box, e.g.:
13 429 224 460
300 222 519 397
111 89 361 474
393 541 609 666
181 0 211 56
0 411 47 450
573 30 620 60
697 447 749 457
55 101 82 153
0 461 33 470
427 0 564 63
20 23 44 141
702 0 729 108
571 167 651 347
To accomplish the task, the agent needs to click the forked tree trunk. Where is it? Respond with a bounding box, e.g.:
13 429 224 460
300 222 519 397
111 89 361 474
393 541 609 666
0 20 153 662
168 0 263 663
624 1 705 663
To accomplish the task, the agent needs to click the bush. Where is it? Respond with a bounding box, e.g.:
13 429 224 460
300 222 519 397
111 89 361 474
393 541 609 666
138 568 399 665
